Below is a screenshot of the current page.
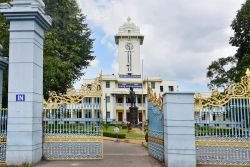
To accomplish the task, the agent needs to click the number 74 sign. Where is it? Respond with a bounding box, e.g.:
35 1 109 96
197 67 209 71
16 94 25 102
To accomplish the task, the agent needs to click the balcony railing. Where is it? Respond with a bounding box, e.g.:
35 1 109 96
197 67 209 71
65 103 101 110
116 103 145 109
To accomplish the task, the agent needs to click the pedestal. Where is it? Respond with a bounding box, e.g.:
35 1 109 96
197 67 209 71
0 0 51 165
129 106 138 127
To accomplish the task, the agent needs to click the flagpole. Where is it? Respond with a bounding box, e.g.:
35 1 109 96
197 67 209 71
141 59 144 132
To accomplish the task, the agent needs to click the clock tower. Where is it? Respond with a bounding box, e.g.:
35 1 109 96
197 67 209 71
115 17 144 76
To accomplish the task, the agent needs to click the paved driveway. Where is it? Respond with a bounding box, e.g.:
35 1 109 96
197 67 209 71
35 141 163 167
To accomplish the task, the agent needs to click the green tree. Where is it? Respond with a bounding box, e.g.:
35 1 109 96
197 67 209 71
207 0 250 89
43 0 94 98
0 0 94 106
0 0 10 107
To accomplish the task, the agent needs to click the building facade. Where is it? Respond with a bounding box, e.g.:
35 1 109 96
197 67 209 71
83 18 179 123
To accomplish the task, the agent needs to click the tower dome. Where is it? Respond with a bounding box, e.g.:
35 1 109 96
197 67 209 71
115 17 144 45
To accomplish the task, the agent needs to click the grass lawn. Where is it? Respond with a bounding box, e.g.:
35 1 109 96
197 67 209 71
104 125 145 138
42 123 145 138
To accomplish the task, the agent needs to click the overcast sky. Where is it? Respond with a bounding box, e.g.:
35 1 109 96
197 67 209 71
75 0 246 92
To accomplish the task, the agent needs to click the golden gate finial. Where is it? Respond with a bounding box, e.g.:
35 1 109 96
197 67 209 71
147 87 163 111
195 68 250 108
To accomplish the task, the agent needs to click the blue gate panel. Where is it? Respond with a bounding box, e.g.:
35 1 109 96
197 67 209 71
43 141 103 160
148 101 164 162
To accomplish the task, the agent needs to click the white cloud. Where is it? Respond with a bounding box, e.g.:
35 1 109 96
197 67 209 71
76 0 245 91
90 58 99 67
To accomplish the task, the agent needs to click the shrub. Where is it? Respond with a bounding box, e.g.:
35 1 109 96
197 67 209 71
103 132 126 139
104 123 109 130
121 122 127 129
145 132 148 142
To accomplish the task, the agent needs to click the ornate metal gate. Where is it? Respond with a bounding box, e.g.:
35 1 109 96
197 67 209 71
43 75 103 160
195 70 250 166
0 108 7 163
147 88 164 161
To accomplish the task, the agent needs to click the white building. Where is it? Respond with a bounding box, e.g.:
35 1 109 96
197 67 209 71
83 18 179 123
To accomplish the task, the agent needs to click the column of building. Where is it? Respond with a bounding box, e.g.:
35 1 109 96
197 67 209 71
123 95 127 121
113 95 116 122
145 95 148 120
91 97 95 119
81 99 85 119
136 95 139 122
136 95 138 106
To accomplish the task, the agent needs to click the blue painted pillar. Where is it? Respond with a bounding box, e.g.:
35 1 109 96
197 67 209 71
112 94 116 121
163 93 196 167
0 0 51 165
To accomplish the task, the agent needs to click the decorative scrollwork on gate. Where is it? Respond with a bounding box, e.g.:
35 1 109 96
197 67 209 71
194 69 250 166
147 87 163 111
44 73 102 108
195 69 250 111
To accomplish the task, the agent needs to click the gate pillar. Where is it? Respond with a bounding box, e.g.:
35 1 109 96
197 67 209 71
163 93 196 167
0 0 51 164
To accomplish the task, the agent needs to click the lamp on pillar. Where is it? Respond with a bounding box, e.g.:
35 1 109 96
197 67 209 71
0 44 8 108
0 0 51 165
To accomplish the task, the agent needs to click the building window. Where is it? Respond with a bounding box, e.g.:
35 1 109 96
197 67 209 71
213 113 216 121
97 111 100 118
117 97 123 103
138 98 142 103
106 81 110 88
77 111 82 118
202 113 206 120
160 86 164 92
106 96 110 103
94 97 100 104
106 111 110 119
85 110 92 118
84 97 91 104
168 86 174 92
151 82 155 89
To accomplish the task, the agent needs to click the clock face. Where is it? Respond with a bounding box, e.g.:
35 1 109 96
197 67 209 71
125 43 133 50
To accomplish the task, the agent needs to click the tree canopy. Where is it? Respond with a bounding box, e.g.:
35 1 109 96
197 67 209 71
207 0 250 89
0 0 94 105
43 0 94 98
0 0 10 107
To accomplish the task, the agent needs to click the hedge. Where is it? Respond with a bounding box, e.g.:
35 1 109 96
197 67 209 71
103 132 126 139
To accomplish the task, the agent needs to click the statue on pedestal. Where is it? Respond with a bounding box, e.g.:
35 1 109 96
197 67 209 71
129 87 138 127
129 87 136 107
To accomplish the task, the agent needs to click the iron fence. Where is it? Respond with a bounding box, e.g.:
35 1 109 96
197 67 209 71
42 104 103 160
195 72 250 166
43 107 102 136
0 108 7 163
